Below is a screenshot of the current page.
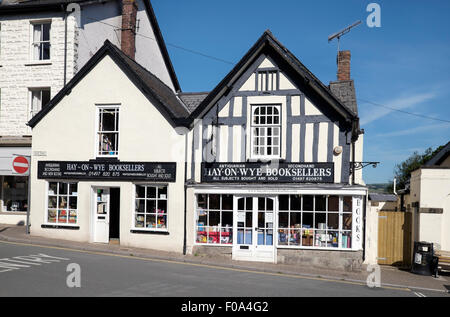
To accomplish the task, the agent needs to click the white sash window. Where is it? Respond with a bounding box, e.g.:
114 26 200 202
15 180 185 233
251 105 281 159
31 22 51 61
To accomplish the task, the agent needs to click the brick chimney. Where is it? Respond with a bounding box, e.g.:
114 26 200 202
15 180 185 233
337 50 351 81
121 0 138 59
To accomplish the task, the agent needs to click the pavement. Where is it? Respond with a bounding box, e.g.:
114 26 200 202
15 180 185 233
1 224 449 296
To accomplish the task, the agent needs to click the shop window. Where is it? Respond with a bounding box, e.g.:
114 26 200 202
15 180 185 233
47 182 77 224
196 194 233 245
97 106 120 157
134 185 167 231
31 22 51 61
277 195 353 249
29 88 50 119
2 176 28 212
251 105 281 159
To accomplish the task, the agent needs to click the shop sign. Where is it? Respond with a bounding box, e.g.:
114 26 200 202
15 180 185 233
353 196 363 250
201 162 334 183
38 161 176 182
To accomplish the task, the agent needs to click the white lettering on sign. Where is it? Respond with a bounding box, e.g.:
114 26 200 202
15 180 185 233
0 253 70 273
353 197 363 249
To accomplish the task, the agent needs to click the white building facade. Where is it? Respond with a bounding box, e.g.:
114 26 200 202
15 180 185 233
0 0 179 223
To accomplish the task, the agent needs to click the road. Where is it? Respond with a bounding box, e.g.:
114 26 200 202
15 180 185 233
0 240 447 298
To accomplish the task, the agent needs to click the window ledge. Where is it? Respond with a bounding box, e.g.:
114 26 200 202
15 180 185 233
0 211 27 215
41 224 80 230
130 229 169 235
25 60 52 66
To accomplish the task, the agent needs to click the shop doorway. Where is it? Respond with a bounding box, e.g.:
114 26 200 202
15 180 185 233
92 187 120 244
232 196 277 263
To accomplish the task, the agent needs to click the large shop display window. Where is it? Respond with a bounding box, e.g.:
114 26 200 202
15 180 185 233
196 194 233 245
47 182 78 224
278 195 352 249
2 176 28 212
135 185 168 231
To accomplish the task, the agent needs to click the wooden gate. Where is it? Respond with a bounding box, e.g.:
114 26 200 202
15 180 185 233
378 211 412 267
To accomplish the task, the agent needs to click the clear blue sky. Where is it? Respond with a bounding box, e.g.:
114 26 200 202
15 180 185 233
152 0 450 184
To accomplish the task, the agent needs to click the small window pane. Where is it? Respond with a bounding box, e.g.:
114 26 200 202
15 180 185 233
343 196 352 212
303 195 314 211
209 194 220 210
315 195 326 211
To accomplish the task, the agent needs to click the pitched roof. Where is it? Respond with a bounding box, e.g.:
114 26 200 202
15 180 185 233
0 0 181 92
424 141 450 166
28 40 189 128
178 92 209 113
189 30 359 127
369 193 398 202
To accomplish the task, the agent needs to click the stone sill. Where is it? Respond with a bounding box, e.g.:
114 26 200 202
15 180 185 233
0 212 27 216
24 61 52 66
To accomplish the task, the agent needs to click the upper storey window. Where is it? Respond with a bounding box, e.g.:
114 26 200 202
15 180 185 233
96 106 120 157
31 22 51 61
251 105 281 159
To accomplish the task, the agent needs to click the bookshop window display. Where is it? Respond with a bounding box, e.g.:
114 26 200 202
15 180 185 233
196 194 233 245
47 182 78 224
278 195 353 249
135 185 168 231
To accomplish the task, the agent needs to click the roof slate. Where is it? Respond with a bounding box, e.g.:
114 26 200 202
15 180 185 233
369 193 398 202
424 141 450 166
178 92 209 113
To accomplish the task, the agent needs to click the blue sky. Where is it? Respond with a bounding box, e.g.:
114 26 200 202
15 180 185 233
152 0 450 184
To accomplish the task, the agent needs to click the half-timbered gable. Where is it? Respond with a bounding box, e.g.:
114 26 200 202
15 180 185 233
187 30 360 185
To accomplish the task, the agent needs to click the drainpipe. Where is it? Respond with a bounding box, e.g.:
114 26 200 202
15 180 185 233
183 131 188 255
62 5 68 85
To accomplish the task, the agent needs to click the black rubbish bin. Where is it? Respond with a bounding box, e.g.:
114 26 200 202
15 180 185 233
411 241 434 276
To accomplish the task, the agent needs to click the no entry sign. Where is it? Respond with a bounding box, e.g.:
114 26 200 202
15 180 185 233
12 156 30 175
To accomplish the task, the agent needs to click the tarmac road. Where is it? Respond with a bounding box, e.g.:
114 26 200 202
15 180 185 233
0 240 447 298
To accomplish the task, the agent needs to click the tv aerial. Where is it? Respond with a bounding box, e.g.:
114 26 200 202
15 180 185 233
328 20 362 52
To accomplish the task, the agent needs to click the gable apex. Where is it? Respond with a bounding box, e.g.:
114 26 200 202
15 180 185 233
189 30 359 127
27 40 189 129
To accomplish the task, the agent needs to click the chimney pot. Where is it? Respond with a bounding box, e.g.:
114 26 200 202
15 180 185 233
337 50 351 81
121 0 138 59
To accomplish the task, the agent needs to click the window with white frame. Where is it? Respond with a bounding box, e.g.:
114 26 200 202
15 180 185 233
278 195 353 249
29 88 50 119
196 194 233 245
134 185 168 230
47 182 78 224
251 105 281 158
31 22 51 61
97 106 120 157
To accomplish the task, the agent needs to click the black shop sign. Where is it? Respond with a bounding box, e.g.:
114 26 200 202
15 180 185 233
38 161 177 182
202 162 334 183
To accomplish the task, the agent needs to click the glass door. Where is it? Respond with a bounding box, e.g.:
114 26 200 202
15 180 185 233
232 196 277 263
